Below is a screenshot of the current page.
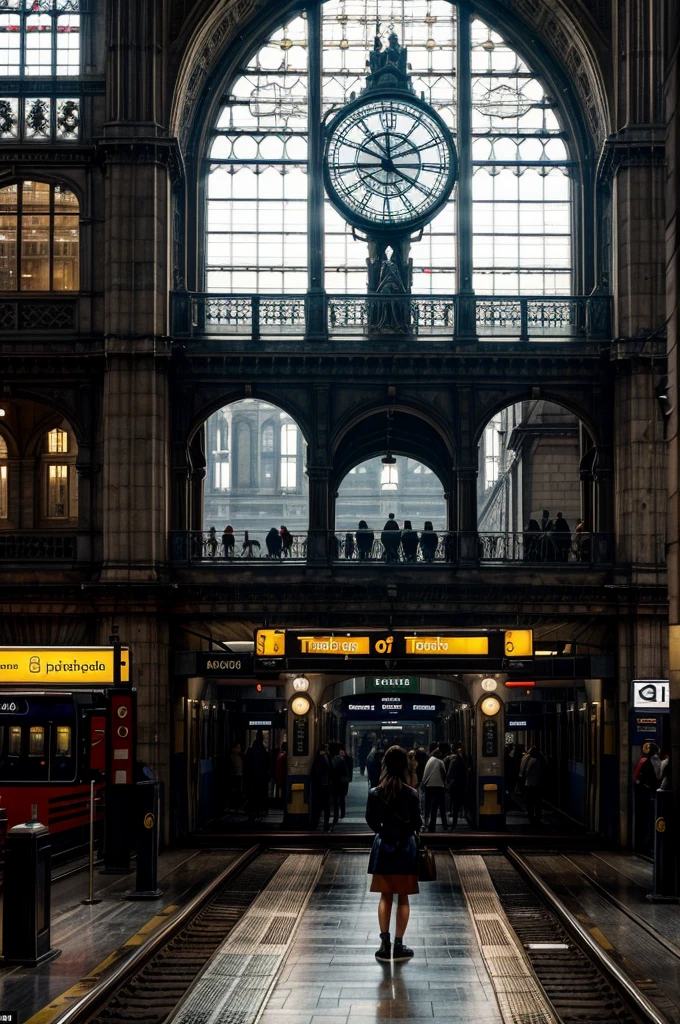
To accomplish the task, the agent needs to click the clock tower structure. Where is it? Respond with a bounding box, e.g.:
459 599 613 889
323 28 458 334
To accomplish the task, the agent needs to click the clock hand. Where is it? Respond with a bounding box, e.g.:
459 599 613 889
390 166 433 199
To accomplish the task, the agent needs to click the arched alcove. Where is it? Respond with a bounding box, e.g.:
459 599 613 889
476 398 603 562
200 398 309 556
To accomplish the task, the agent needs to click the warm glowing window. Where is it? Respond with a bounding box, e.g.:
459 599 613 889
0 181 79 291
46 462 68 517
29 725 45 756
9 725 21 755
55 725 71 756
47 427 68 453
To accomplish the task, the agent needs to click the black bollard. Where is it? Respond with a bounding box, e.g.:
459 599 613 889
2 822 60 965
101 783 135 874
647 789 679 903
126 781 163 900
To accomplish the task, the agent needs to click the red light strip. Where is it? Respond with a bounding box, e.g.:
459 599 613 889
505 680 535 688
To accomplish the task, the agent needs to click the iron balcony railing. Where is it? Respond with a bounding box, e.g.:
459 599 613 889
169 530 615 567
170 529 308 563
0 531 78 561
171 291 612 342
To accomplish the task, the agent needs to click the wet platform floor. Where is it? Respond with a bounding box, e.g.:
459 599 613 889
0 848 240 1024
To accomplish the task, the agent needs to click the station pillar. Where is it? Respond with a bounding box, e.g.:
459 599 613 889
474 694 505 830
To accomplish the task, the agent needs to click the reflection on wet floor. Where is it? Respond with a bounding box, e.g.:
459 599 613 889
261 851 503 1024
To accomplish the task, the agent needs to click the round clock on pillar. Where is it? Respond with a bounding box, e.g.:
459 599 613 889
322 29 458 335
324 94 457 236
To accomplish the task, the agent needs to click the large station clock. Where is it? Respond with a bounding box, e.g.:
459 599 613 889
324 94 457 235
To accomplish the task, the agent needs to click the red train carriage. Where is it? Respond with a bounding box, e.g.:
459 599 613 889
0 646 134 850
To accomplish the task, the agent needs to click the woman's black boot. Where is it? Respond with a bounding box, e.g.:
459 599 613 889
375 932 391 962
393 937 414 961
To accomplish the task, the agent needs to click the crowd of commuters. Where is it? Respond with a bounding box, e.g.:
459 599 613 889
523 509 591 562
203 525 298 559
310 742 354 831
339 515 442 562
226 731 287 822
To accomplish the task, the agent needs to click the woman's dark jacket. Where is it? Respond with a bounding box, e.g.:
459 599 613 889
366 785 422 875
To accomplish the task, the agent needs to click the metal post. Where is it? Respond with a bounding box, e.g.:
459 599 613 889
455 2 477 341
82 780 102 906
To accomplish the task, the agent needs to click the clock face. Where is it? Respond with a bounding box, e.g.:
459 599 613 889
324 96 456 232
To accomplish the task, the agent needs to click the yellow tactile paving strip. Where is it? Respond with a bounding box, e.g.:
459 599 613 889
454 854 559 1024
169 853 325 1024
24 904 179 1024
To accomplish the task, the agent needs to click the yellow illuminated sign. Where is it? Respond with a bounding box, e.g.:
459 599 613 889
404 635 489 655
255 629 285 657
504 630 533 656
297 635 371 655
0 647 130 685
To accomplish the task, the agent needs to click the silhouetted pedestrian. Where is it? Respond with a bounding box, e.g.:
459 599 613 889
310 744 332 831
280 525 293 557
553 511 571 561
419 521 438 562
222 524 235 558
266 527 282 559
244 731 270 820
401 520 418 561
381 513 401 563
356 520 375 561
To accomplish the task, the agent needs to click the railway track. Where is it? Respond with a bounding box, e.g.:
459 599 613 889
39 843 673 1024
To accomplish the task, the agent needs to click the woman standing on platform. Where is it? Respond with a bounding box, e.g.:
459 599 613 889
366 745 422 963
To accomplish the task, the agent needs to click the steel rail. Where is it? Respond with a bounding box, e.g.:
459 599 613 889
47 843 261 1024
507 847 671 1024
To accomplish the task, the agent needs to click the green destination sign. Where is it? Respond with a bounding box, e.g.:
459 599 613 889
366 676 419 693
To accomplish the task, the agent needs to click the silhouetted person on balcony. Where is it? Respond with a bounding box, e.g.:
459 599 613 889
222 524 235 558
539 509 555 561
381 513 401 562
207 525 218 558
266 527 282 559
419 521 438 562
345 532 355 559
356 520 375 560
280 525 293 557
574 519 590 561
553 512 571 561
523 519 541 561
401 520 418 562
241 530 261 558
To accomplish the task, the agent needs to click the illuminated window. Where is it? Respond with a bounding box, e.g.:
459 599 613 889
29 725 45 756
213 460 230 490
261 424 274 452
483 416 502 489
0 434 7 519
9 725 21 755
55 725 71 756
0 181 79 291
47 427 68 453
46 462 68 517
280 422 298 489
381 464 399 491
206 2 572 297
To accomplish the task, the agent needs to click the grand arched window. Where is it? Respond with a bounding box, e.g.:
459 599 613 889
205 1 572 298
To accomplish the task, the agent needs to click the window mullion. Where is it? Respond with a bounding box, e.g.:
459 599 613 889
306 0 327 339
456 1 474 308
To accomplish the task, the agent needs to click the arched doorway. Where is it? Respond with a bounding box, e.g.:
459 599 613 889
199 398 309 559
476 399 605 563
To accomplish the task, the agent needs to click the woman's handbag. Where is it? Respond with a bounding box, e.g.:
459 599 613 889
417 837 437 882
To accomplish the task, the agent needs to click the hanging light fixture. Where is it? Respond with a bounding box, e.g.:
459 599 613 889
381 409 396 465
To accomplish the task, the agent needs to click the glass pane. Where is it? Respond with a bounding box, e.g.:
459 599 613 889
29 725 45 756
0 14 21 75
53 183 78 209
0 97 18 138
0 464 7 518
0 213 17 289
9 725 21 755
56 12 78 75
21 211 49 289
25 14 53 76
56 97 79 139
53 213 79 289
47 463 68 516
55 725 71 756
47 428 68 452
25 97 51 139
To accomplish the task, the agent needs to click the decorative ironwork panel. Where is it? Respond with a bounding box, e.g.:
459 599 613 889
476 300 522 329
20 301 76 330
0 532 76 560
0 303 16 329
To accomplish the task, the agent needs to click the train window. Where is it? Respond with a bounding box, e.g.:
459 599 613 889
9 725 21 755
29 725 45 756
56 725 71 756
